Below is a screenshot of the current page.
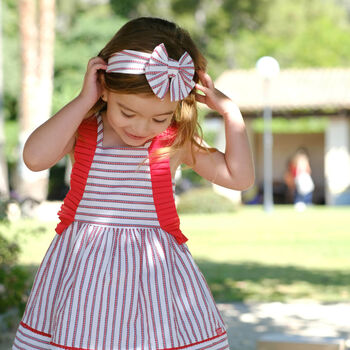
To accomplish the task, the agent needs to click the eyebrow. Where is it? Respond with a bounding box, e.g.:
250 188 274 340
117 102 174 117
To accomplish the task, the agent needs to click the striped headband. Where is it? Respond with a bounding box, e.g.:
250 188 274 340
106 43 196 102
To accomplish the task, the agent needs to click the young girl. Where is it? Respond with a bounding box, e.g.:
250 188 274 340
13 17 254 350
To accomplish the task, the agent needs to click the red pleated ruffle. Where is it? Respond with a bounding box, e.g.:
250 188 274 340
149 128 188 244
55 117 97 234
56 118 187 244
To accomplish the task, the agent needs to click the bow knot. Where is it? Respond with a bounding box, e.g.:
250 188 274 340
145 44 195 101
167 61 179 78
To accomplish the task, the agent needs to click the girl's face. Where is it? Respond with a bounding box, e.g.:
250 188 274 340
102 92 178 147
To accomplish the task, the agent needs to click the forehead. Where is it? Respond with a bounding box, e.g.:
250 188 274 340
111 92 178 113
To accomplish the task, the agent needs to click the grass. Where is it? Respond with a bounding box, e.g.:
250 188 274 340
2 205 350 302
183 206 350 269
182 205 350 302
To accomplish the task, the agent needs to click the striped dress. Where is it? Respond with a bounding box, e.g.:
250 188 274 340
13 115 230 350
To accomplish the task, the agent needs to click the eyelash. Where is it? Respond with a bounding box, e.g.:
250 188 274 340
121 111 134 118
121 110 167 123
153 118 167 123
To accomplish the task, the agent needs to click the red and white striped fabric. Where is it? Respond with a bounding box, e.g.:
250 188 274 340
106 43 196 102
12 115 230 350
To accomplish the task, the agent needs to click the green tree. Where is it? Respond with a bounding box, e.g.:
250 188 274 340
232 0 350 69
15 0 55 202
52 5 126 113
109 0 271 77
0 0 9 198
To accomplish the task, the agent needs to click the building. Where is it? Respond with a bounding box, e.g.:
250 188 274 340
209 68 350 205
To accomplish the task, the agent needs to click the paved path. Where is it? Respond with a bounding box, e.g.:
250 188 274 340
2 303 350 349
218 302 350 350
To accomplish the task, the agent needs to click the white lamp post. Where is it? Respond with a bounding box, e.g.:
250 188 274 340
256 56 280 212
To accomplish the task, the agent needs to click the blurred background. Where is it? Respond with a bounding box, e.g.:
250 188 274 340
1 0 350 349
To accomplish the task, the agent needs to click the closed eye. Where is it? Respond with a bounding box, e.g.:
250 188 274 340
153 118 167 123
121 110 135 118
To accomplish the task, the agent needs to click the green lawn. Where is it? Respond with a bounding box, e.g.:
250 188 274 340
2 205 350 302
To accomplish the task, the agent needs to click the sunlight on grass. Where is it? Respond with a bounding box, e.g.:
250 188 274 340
1 205 349 302
183 206 350 270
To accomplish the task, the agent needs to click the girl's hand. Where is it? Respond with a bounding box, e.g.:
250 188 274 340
195 71 236 117
78 57 107 107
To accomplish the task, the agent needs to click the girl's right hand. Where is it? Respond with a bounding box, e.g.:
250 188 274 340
23 57 107 171
78 57 107 107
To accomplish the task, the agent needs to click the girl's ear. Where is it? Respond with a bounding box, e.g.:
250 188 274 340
98 71 108 102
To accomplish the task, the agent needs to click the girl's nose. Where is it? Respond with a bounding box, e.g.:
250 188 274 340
132 119 150 137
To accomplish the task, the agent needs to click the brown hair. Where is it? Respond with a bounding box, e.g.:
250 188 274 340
90 17 208 160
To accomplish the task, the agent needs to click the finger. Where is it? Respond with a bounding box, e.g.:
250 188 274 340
195 83 208 94
87 56 107 68
95 63 107 71
197 70 214 89
194 92 206 104
195 83 215 100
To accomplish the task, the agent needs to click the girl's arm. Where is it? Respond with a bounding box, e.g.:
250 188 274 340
181 71 255 191
23 57 107 171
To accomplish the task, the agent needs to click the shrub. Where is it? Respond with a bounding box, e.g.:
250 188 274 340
177 187 236 214
0 232 31 317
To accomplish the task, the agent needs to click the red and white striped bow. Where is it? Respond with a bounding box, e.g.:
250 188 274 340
106 43 195 101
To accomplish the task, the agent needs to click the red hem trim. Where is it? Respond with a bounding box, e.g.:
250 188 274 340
50 342 90 350
20 321 51 338
50 331 227 350
159 331 228 350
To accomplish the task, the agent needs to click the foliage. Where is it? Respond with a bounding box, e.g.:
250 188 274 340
3 0 350 199
3 0 20 121
177 187 236 214
232 0 350 69
0 231 31 316
52 5 126 114
4 0 350 123
3 1 126 178
178 166 208 189
0 218 50 320
252 116 329 134
4 120 18 165
109 0 271 77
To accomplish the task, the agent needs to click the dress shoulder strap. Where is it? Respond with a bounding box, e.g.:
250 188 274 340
55 116 98 234
148 127 188 244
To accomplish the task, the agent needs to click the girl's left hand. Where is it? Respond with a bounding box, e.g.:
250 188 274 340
195 71 236 117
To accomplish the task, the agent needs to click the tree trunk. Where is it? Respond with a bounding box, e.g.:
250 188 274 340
17 0 55 202
0 1 9 199
38 0 55 121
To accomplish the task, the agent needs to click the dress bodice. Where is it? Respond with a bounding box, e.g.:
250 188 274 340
56 114 188 244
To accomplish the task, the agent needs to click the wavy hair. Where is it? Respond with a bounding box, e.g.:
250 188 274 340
89 17 208 161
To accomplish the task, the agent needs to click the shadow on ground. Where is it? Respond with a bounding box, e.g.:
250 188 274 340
196 259 350 302
2 262 350 350
217 301 350 350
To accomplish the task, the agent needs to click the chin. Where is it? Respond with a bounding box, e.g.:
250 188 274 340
123 131 153 146
122 137 150 147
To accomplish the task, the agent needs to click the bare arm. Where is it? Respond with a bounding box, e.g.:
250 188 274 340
181 71 255 191
23 57 107 171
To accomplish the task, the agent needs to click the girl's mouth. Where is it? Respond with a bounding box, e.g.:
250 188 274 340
124 130 148 141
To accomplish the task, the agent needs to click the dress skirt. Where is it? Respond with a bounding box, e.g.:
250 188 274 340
13 222 229 350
